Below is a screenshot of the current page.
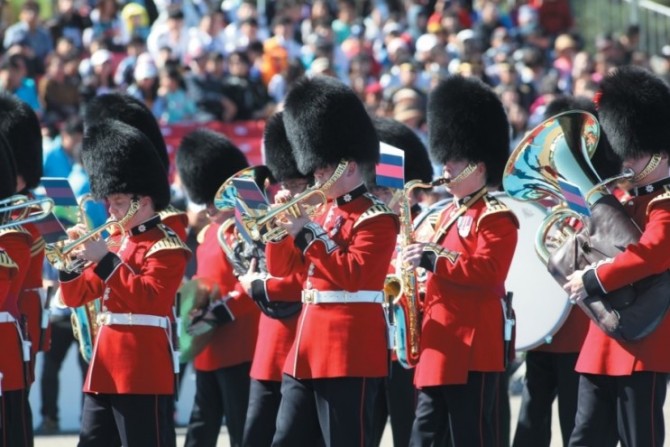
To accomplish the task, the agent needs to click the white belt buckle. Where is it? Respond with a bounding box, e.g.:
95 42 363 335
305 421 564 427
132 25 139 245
302 290 315 304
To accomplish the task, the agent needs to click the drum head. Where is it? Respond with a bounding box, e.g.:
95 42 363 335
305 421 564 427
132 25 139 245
493 192 572 351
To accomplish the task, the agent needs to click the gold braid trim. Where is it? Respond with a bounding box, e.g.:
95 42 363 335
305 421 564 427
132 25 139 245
647 185 670 216
145 224 191 257
0 250 18 270
423 243 460 265
31 236 45 256
477 195 519 231
159 205 187 223
354 200 396 229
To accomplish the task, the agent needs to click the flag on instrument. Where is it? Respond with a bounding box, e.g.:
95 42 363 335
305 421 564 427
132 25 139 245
557 178 591 216
32 212 67 244
376 142 405 189
232 178 269 244
40 178 78 206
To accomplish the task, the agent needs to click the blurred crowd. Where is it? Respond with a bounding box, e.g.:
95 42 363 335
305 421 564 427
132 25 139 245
0 0 658 178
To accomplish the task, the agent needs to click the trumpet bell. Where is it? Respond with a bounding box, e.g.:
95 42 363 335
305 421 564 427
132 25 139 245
503 111 600 204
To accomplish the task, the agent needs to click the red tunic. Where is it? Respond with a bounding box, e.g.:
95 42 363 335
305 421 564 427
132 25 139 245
60 218 189 394
266 187 399 379
192 223 259 371
577 188 670 375
414 192 518 387
0 228 33 391
249 274 303 381
159 205 189 242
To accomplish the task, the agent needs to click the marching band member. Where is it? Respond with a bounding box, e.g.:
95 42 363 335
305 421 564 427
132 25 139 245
267 76 399 446
83 93 188 240
57 120 190 446
402 75 518 447
239 112 307 447
0 135 33 446
513 95 622 447
176 129 260 447
0 94 46 383
564 66 670 446
366 117 434 447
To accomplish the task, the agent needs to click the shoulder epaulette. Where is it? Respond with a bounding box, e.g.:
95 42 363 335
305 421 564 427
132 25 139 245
477 195 519 231
146 224 191 257
0 225 33 241
0 249 18 270
31 236 45 257
647 185 670 215
354 198 397 228
196 223 211 244
159 205 188 223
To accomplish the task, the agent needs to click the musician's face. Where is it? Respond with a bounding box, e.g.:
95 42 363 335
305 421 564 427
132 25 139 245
107 194 133 221
281 178 310 196
442 160 486 198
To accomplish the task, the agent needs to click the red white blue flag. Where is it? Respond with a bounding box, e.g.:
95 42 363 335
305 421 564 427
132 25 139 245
557 178 591 216
376 142 405 189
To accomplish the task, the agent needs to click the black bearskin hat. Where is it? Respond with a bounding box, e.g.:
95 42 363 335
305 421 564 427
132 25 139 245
427 75 510 185
82 120 170 210
0 94 42 189
596 66 670 159
544 95 621 179
176 129 249 205
365 117 433 188
282 75 379 174
0 134 16 200
84 93 169 170
263 112 309 182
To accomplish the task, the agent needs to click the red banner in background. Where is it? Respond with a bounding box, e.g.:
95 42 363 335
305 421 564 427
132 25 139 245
162 120 266 182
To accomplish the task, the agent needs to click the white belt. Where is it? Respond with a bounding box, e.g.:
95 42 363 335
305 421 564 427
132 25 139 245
96 312 170 329
0 311 16 323
301 290 384 304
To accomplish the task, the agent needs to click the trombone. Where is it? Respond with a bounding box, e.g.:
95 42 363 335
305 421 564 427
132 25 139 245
0 195 54 230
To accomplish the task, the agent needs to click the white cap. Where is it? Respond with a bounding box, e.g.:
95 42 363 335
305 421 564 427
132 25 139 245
90 49 113 67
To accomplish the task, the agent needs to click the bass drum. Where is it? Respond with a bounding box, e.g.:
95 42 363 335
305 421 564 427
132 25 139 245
493 192 572 351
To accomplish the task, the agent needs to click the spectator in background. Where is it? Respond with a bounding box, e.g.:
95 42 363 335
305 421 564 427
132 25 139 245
0 53 42 115
3 0 54 70
189 11 229 57
38 54 80 125
531 0 573 38
79 48 117 101
43 115 83 178
155 66 198 124
82 0 127 51
114 36 148 88
184 48 237 122
120 2 150 41
46 0 91 50
147 8 190 64
126 54 160 114
224 50 274 120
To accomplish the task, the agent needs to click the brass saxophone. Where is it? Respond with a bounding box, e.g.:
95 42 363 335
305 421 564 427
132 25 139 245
387 178 448 369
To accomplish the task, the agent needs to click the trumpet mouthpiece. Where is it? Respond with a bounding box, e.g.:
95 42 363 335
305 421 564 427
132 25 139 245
432 178 450 186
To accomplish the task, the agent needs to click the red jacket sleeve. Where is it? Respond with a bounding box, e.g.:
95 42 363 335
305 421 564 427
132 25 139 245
298 214 399 291
249 272 306 303
59 266 105 308
266 236 307 277
0 248 19 311
91 249 188 315
420 212 518 289
593 202 670 293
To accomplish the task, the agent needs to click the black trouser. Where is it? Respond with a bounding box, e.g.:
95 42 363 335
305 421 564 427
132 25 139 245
513 351 580 447
40 315 88 423
184 362 251 447
272 374 381 447
242 379 282 447
78 392 175 447
371 361 416 447
410 371 499 447
0 389 33 447
569 371 667 447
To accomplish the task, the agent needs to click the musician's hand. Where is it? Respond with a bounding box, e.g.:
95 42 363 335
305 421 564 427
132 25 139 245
564 270 587 303
77 238 109 264
277 203 310 238
66 224 88 242
273 189 292 205
237 259 262 295
403 243 427 269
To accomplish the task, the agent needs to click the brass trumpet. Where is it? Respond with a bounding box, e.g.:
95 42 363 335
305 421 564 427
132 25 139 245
45 200 139 273
0 195 54 229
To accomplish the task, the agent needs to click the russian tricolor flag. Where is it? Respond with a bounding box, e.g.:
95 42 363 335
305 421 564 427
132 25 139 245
232 178 269 211
557 179 591 217
376 142 405 189
40 178 78 207
32 213 68 244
